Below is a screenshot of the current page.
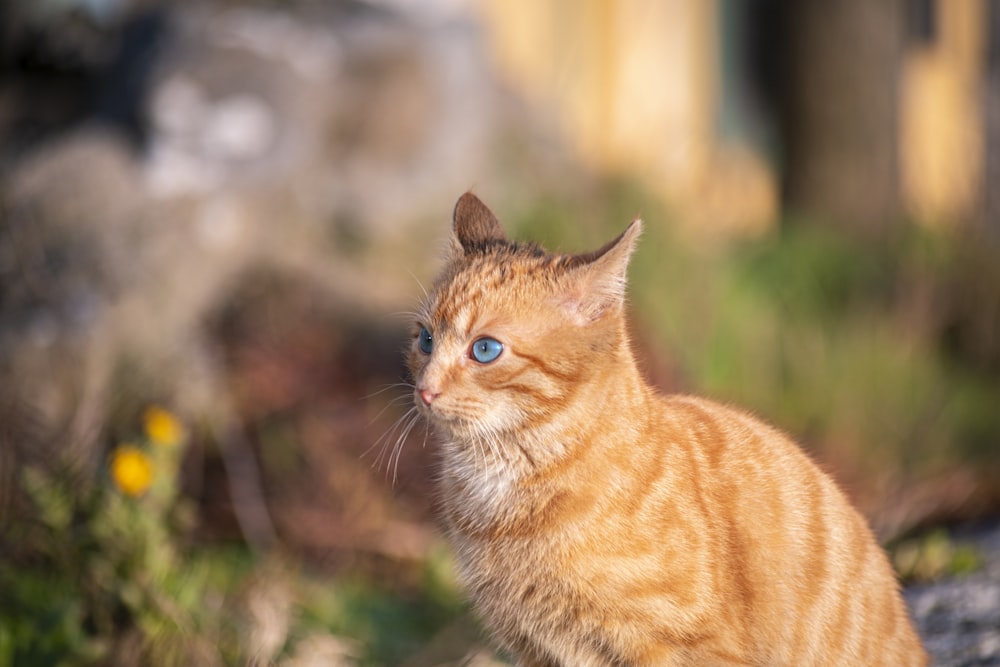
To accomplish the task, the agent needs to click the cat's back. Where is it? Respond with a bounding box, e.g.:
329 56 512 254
645 393 927 666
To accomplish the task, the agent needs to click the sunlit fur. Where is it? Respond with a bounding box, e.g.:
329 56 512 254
407 193 927 667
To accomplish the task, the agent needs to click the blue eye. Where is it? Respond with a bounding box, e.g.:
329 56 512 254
418 327 433 354
471 337 503 363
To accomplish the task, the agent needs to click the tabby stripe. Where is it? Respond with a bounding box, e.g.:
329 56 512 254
826 511 869 656
721 516 753 635
513 349 580 383
494 382 554 404
614 433 667 523
787 476 831 661
878 573 901 652
514 440 538 469
687 405 744 640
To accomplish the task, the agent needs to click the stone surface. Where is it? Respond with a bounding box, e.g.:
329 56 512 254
906 522 1000 667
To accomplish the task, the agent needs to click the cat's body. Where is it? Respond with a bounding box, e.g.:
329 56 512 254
408 193 926 666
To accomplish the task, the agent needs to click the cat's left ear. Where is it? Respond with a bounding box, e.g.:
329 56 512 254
451 192 506 257
559 219 642 324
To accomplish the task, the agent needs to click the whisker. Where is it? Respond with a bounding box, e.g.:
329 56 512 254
362 382 415 401
407 270 429 302
485 426 505 481
474 429 490 478
383 416 416 480
364 405 417 468
364 391 416 427
386 310 423 321
390 410 423 486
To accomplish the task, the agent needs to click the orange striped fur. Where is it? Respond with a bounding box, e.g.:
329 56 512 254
407 193 927 666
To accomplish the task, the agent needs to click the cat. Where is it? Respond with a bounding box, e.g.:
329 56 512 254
406 192 927 666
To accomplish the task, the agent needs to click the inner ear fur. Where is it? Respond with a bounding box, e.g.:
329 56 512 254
558 219 643 324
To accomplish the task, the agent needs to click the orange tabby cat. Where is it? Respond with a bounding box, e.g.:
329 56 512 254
407 193 926 666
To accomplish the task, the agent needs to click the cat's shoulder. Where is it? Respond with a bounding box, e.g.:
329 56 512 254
657 392 766 426
653 392 806 461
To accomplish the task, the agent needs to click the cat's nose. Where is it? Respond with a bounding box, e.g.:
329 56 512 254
418 386 440 406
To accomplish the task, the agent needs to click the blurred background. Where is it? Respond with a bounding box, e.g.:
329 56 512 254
1 0 998 665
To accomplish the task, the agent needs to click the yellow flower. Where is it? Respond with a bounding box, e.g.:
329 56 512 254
110 446 154 497
143 406 185 448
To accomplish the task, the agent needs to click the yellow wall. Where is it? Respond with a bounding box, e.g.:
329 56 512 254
477 0 776 235
899 0 985 226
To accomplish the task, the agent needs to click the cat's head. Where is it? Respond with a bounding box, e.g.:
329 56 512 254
408 192 641 445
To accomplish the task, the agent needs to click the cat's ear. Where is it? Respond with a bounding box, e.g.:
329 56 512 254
451 192 506 256
559 219 642 324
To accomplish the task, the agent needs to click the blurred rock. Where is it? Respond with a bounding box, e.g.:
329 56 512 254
139 3 534 236
906 521 1000 667
0 129 145 463
0 1 578 563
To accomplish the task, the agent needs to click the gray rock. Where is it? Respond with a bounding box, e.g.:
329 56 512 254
906 522 1000 667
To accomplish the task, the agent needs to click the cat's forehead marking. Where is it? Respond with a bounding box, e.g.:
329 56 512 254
432 269 488 338
431 249 561 338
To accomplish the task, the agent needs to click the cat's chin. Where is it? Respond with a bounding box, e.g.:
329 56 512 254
416 407 464 434
425 416 477 440
417 402 481 430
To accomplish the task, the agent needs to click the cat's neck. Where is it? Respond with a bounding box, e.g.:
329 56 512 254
520 342 650 469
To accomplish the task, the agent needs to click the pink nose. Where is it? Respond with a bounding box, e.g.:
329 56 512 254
418 387 440 406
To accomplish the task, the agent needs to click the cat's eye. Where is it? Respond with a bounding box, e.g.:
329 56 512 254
470 337 503 364
418 327 433 355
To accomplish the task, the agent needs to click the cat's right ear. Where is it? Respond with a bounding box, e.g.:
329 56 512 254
557 219 642 324
451 192 506 256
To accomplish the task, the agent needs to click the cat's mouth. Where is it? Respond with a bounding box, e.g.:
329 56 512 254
413 395 458 424
415 400 482 437
412 389 513 440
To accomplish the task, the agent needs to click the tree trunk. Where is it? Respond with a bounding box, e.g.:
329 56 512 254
780 0 905 237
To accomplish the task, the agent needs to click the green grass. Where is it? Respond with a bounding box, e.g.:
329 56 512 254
1 424 469 667
0 538 469 667
294 548 467 666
